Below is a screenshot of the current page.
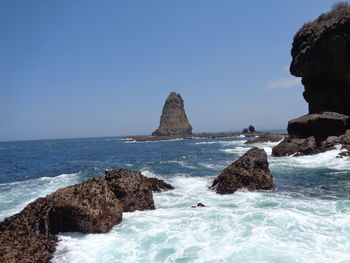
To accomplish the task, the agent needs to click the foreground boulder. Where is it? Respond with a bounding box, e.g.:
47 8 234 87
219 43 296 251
0 178 123 263
245 133 283 144
152 92 193 136
288 112 349 139
0 229 57 263
0 169 174 262
0 178 123 235
210 147 275 194
291 3 350 116
105 169 174 212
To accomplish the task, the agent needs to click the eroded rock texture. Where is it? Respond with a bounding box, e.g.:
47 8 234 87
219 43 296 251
210 147 276 194
290 3 350 115
152 92 192 136
0 178 123 235
105 169 174 212
0 230 57 263
272 129 350 157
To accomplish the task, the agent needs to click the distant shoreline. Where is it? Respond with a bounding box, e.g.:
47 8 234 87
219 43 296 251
124 131 286 142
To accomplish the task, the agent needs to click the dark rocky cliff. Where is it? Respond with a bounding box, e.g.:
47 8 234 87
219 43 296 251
273 3 350 157
290 2 350 115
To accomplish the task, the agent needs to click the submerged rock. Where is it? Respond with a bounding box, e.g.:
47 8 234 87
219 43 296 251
291 3 350 116
191 203 206 208
152 92 193 136
145 177 175 192
105 169 174 212
244 133 283 144
210 147 275 194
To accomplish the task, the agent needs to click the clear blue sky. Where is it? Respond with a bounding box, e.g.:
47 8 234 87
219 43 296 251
0 0 340 141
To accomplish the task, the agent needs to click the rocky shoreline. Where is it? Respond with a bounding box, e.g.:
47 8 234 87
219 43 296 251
124 131 282 142
271 4 350 158
0 169 174 262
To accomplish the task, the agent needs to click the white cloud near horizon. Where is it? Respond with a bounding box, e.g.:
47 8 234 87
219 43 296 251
266 76 301 91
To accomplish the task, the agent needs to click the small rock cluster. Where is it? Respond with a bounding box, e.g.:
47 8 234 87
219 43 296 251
242 125 255 134
272 129 350 157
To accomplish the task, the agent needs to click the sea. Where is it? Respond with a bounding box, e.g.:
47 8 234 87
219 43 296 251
0 135 350 263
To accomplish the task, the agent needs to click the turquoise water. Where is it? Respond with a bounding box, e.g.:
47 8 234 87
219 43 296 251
1 136 350 262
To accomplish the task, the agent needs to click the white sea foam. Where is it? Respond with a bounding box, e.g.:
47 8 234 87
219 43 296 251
221 146 248 156
220 140 281 157
269 145 350 171
140 169 159 178
54 174 350 263
194 141 218 145
195 140 247 146
0 172 82 220
158 160 197 169
198 162 227 170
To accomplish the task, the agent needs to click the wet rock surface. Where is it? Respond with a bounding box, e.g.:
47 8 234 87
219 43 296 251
145 177 175 192
272 130 350 157
152 92 192 136
210 147 276 194
0 178 123 235
0 169 173 262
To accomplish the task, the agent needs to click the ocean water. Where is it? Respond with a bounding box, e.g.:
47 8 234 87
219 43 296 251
0 136 350 263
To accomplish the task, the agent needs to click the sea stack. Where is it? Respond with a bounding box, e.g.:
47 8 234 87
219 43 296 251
152 92 193 136
272 3 350 157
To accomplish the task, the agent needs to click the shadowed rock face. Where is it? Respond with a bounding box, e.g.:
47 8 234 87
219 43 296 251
210 147 275 194
152 92 192 136
0 178 123 235
288 112 350 139
0 178 123 263
290 3 350 115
